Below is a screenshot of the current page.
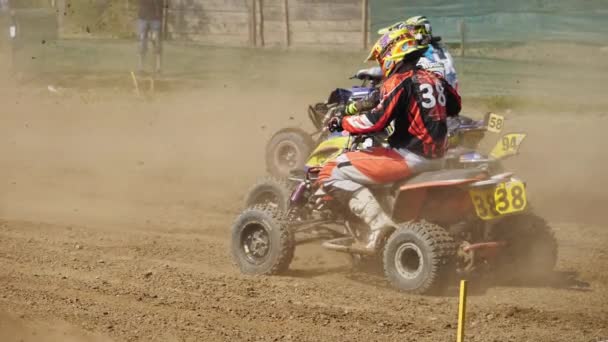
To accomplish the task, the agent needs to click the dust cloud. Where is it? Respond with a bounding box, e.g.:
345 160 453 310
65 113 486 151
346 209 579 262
0 27 607 342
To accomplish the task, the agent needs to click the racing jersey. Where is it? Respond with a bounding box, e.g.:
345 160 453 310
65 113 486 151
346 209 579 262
419 42 458 91
342 64 461 158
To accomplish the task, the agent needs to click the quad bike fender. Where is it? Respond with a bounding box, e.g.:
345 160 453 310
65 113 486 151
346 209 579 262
392 169 487 223
305 135 349 168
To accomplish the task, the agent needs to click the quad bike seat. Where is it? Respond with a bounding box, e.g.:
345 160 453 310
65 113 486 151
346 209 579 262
397 168 487 192
369 154 483 192
352 67 383 82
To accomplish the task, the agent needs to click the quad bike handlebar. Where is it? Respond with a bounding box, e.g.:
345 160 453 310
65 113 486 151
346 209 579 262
322 105 344 133
308 69 381 133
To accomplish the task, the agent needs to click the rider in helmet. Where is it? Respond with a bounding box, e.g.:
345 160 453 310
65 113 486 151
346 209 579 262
384 16 459 90
343 26 410 116
344 16 458 117
319 33 461 253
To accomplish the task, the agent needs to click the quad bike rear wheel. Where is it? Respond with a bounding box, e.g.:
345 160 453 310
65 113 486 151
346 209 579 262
493 213 557 282
244 176 294 212
265 128 315 179
231 205 295 275
383 221 456 294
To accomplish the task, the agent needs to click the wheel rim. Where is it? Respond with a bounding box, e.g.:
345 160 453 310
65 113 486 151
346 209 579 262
274 141 301 174
241 222 271 264
394 242 424 280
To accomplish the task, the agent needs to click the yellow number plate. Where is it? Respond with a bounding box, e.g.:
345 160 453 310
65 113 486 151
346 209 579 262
486 113 505 133
469 180 527 220
490 133 527 159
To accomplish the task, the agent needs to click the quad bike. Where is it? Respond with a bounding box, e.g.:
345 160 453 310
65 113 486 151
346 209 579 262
264 67 509 179
233 130 554 295
265 67 382 179
246 109 515 212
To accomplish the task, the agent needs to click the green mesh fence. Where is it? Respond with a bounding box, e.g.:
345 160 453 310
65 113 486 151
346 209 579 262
371 0 608 44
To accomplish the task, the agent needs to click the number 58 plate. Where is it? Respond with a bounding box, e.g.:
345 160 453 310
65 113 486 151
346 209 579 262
469 180 527 220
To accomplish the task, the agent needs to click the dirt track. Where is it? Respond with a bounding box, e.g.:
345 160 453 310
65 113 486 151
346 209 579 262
1 63 608 341
1 216 607 342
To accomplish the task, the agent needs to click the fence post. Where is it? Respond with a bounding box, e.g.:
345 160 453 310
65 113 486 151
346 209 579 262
258 0 265 47
459 20 467 57
283 0 290 47
361 0 369 50
162 0 169 40
56 0 65 37
8 9 16 72
249 0 257 46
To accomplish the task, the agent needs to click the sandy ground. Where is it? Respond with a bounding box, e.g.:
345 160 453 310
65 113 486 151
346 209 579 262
1 42 608 341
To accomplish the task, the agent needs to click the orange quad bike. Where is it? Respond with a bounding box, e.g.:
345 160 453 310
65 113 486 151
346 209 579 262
232 130 556 295
244 111 513 212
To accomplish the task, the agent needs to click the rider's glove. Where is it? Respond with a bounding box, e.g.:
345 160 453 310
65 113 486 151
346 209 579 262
327 117 343 132
344 102 358 116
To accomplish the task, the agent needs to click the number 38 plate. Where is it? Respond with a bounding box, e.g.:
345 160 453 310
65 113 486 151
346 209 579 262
469 181 527 220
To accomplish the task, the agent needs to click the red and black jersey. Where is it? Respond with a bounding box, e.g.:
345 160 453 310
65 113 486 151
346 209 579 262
342 64 461 158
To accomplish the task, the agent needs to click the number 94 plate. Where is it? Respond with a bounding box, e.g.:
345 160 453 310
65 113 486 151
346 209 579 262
469 180 527 220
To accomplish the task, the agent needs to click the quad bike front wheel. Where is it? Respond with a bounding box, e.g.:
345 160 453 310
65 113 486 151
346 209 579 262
243 176 294 212
383 221 456 294
265 128 315 179
231 205 295 275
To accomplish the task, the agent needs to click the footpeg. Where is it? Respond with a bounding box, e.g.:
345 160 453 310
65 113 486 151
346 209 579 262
321 237 376 256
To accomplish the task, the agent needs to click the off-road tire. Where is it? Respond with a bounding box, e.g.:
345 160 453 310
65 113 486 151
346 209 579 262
244 176 294 212
493 213 557 281
265 128 315 179
383 221 456 294
231 205 295 275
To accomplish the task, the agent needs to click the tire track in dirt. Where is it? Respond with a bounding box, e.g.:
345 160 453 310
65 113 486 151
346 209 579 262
1 218 607 342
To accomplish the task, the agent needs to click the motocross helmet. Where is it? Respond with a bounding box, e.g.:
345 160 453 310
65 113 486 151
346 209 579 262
379 16 433 45
405 16 432 35
377 21 407 35
404 15 433 44
383 35 428 77
365 26 409 64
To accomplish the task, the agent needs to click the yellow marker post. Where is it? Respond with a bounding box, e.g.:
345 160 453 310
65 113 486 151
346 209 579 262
130 71 141 97
457 280 468 342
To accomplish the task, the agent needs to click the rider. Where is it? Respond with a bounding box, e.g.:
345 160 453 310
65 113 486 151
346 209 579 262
319 33 461 252
385 16 459 90
344 16 458 117
343 27 409 116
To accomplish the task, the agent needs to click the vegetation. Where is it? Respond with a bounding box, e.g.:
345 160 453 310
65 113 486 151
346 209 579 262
64 0 136 38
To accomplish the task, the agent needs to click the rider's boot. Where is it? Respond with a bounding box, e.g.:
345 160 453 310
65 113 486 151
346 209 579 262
348 187 395 253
